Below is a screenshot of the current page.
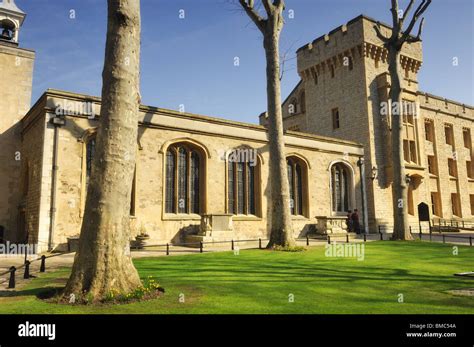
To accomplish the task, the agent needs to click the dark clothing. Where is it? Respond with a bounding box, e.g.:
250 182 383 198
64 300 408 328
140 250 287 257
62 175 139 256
351 212 360 234
346 214 353 233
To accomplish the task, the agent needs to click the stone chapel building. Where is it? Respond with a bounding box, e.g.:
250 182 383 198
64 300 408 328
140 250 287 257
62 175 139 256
0 1 472 252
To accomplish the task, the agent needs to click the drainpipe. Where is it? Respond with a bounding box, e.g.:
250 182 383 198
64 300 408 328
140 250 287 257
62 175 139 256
48 114 65 251
357 157 369 234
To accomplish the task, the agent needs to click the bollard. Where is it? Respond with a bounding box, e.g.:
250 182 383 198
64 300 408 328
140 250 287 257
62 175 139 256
380 232 383 241
346 234 349 243
378 225 381 234
23 260 30 279
306 235 309 246
200 241 203 253
8 266 16 289
259 238 262 249
470 236 472 247
166 243 169 256
363 233 367 242
40 255 46 272
231 240 234 251
327 236 331 245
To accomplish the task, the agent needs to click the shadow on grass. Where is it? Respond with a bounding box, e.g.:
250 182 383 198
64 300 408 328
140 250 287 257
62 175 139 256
0 286 62 299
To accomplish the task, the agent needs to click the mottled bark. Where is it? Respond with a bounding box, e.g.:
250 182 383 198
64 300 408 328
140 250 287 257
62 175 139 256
64 0 142 300
239 0 294 248
374 0 430 241
388 48 412 240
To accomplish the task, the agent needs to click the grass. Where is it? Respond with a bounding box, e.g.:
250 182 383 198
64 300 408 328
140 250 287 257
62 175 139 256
0 241 473 314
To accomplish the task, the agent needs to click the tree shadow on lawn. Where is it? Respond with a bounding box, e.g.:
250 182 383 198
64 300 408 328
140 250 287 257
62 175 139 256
0 286 63 299
136 259 471 289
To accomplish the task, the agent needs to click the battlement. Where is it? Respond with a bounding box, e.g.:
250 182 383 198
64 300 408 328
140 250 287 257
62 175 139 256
417 91 474 120
296 14 423 82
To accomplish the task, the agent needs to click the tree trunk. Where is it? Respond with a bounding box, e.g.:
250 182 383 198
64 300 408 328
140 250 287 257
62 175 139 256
63 0 142 301
264 32 295 248
388 47 413 241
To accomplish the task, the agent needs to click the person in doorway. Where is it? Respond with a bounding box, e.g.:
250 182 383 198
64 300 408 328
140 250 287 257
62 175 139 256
351 209 361 234
346 210 353 233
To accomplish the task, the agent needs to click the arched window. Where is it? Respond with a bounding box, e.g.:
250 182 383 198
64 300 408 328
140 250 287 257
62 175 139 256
331 163 352 213
165 143 202 214
287 156 308 216
0 19 16 41
227 149 260 216
84 134 136 216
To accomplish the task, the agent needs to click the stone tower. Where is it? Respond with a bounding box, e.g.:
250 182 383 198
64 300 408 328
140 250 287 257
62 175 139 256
0 0 35 242
272 15 424 230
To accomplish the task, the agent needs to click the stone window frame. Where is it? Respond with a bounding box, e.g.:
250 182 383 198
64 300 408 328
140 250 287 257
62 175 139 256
430 192 442 217
427 155 438 176
447 158 458 178
165 143 203 215
328 160 356 216
286 154 311 218
225 146 263 219
424 119 435 142
402 99 420 165
444 123 455 147
451 193 462 218
463 127 472 150
160 138 209 221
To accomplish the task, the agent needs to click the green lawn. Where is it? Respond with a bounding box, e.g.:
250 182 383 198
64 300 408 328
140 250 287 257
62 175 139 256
1 241 473 314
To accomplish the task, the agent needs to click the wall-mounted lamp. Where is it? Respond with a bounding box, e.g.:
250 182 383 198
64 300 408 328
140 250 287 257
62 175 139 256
405 174 411 184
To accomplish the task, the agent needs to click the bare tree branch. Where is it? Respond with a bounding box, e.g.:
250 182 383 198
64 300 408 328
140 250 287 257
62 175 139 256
402 0 416 24
390 0 400 35
262 0 274 15
238 0 266 32
279 40 297 81
401 0 431 42
374 22 390 42
406 17 425 43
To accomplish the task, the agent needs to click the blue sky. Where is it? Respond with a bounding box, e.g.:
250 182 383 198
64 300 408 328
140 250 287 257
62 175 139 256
17 0 474 124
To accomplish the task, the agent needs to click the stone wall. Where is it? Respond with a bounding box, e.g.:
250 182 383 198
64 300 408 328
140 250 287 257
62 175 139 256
23 90 364 250
0 43 35 241
417 93 474 219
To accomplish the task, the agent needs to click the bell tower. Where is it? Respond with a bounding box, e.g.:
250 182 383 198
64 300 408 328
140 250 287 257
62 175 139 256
0 0 25 44
0 0 35 242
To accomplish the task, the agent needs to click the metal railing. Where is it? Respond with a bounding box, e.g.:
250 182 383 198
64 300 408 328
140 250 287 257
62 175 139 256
377 224 473 245
432 218 474 230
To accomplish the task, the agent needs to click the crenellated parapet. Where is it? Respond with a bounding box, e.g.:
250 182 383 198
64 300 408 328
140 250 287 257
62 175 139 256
297 14 423 83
